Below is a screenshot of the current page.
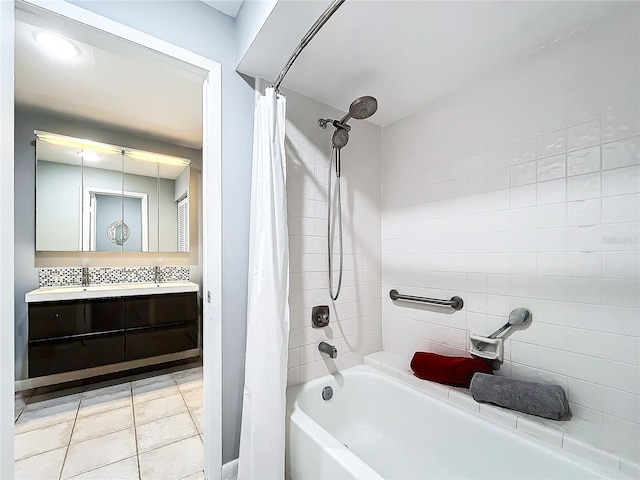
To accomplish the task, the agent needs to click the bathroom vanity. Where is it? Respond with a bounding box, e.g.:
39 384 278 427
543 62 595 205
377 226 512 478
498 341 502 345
25 282 199 379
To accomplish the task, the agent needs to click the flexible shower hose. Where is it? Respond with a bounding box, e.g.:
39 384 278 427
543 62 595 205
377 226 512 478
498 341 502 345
327 146 343 301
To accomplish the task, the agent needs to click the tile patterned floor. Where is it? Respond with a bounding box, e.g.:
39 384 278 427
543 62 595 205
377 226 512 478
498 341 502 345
14 365 204 480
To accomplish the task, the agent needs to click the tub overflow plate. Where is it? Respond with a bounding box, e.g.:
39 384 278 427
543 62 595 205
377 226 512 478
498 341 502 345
322 386 333 401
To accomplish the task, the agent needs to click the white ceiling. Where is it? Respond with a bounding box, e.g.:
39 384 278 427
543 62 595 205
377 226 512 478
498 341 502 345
238 1 630 126
201 0 245 18
15 7 205 149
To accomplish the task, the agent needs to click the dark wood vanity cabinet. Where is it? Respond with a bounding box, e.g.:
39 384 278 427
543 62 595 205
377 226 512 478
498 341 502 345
126 323 198 361
125 293 198 361
126 293 198 328
29 298 125 340
29 333 126 378
28 292 198 378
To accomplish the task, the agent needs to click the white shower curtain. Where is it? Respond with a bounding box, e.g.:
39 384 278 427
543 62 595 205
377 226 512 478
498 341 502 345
238 87 290 479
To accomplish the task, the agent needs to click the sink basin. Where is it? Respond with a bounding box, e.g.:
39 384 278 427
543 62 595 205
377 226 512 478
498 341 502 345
25 281 199 303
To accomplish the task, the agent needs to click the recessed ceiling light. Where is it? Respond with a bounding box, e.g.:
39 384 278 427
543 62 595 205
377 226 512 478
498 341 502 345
34 31 80 60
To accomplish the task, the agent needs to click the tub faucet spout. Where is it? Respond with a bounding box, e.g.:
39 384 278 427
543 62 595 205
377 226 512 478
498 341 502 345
318 341 337 359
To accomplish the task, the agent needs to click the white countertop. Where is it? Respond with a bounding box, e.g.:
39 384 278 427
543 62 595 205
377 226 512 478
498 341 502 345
25 281 199 303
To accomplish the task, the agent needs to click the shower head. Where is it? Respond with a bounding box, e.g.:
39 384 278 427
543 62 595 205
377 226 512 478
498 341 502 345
339 95 378 123
322 95 378 149
349 96 378 119
332 128 349 149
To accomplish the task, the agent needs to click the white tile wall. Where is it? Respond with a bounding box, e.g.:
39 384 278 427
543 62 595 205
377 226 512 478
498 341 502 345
284 89 382 385
381 4 640 441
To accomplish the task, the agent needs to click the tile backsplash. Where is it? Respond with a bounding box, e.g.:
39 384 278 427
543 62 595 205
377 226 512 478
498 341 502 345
38 266 190 287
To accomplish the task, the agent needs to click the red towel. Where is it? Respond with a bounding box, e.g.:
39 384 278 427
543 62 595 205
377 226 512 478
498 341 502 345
410 352 493 388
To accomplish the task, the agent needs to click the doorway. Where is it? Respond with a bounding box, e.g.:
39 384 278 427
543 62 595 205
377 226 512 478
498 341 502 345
86 189 149 252
0 1 222 478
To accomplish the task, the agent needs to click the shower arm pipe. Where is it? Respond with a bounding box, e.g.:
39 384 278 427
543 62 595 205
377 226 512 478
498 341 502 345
272 0 347 92
318 118 351 131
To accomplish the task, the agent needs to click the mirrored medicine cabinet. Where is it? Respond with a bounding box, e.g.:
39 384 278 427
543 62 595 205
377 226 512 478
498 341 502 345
35 131 191 253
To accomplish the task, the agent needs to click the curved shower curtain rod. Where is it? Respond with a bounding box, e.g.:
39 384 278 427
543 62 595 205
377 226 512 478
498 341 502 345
272 0 346 92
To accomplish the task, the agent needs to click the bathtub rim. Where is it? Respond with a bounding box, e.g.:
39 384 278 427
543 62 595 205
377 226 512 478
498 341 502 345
286 364 632 480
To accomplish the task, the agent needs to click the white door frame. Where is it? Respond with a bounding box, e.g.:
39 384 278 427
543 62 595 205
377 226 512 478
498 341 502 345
0 2 223 478
83 187 150 252
0 2 15 479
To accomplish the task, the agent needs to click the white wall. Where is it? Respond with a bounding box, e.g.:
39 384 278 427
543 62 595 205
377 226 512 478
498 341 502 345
0 2 14 477
382 4 639 442
284 88 382 385
234 0 277 66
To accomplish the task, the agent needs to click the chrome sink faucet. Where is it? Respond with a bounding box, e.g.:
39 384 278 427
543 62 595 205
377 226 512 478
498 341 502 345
82 267 89 287
154 266 161 283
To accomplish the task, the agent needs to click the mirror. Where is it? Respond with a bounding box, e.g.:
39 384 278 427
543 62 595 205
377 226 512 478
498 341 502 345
35 131 190 253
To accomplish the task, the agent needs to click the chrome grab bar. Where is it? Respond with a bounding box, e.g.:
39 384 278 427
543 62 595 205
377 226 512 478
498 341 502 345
389 289 464 310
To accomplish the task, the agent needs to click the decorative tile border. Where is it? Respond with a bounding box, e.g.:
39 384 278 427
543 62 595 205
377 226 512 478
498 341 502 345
38 268 83 288
38 266 190 287
159 266 191 282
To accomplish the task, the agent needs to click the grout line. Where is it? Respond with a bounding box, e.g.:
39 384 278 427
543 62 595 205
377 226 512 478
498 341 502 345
58 393 82 480
26 386 131 478
14 407 25 424
14 441 71 464
64 455 139 480
131 383 142 480
175 374 202 436
140 433 203 456
16 369 202 479
135 408 193 429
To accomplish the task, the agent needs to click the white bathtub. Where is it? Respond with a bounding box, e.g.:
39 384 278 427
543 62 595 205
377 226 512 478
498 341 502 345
286 365 623 479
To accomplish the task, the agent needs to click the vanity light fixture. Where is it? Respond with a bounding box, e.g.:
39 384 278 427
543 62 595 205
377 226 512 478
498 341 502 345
34 31 80 61
125 150 191 167
35 132 122 156
80 151 101 162
36 131 190 167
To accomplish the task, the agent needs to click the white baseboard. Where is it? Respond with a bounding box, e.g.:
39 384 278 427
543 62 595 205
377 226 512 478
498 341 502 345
221 458 238 480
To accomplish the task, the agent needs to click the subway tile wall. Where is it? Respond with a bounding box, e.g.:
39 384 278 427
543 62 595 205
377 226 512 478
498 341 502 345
284 88 382 385
382 5 639 441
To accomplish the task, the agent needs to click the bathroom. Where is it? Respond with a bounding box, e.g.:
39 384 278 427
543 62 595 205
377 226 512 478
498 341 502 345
0 1 638 479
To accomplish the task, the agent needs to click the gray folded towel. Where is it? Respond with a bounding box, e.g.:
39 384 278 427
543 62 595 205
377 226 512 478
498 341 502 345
470 372 570 420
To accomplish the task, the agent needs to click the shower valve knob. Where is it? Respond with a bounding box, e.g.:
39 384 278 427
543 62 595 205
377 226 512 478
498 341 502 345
312 305 330 328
